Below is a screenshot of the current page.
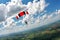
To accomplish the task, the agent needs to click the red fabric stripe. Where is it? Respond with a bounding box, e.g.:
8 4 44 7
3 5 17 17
16 16 18 19
26 11 29 14
19 11 25 16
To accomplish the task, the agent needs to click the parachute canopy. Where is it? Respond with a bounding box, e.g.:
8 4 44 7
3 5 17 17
16 11 29 19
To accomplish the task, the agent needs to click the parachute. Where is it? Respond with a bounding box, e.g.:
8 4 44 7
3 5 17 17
16 11 29 24
16 11 29 19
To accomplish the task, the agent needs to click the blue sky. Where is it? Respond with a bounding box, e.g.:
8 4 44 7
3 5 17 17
0 0 60 13
0 0 10 4
45 0 60 13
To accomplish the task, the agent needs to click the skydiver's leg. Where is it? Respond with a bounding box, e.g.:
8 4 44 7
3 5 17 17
25 20 28 24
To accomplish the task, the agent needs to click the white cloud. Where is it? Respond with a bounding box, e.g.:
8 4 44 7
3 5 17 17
39 0 49 12
27 0 49 14
6 0 27 17
0 4 6 22
57 10 60 14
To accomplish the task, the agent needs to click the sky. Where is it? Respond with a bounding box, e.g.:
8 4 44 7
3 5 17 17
0 0 60 13
45 0 60 13
0 0 60 36
0 0 10 4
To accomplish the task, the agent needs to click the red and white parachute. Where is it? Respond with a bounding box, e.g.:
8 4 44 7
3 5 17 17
16 11 29 19
15 11 29 24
